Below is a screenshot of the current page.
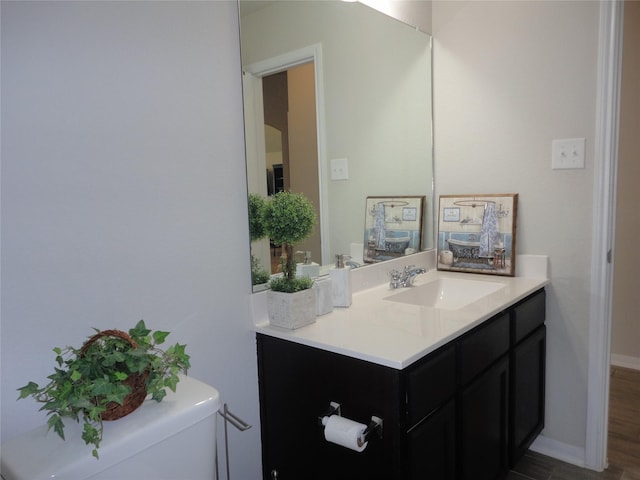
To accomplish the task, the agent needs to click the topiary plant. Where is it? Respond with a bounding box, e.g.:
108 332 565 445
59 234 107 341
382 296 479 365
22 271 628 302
248 193 267 242
17 320 190 459
251 255 271 285
262 191 316 292
248 193 271 285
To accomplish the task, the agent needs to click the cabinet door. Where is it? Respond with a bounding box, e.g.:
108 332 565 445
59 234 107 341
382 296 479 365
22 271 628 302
407 399 456 480
257 334 401 480
510 325 546 466
257 335 321 479
457 356 509 480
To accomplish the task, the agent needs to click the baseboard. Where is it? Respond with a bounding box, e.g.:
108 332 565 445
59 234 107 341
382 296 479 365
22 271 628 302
529 434 588 470
610 354 640 371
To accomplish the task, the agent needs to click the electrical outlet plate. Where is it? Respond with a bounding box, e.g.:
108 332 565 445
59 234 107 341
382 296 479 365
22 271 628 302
552 138 585 170
330 158 349 180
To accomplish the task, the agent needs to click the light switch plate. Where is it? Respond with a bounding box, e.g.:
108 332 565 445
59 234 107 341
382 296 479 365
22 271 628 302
552 138 585 169
330 158 349 180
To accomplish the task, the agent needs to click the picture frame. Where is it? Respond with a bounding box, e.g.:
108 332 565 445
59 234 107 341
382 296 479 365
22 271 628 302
402 207 418 222
364 196 425 264
437 194 518 276
443 207 460 222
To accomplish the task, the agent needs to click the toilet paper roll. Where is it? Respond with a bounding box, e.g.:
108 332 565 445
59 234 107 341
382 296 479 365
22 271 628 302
322 415 368 452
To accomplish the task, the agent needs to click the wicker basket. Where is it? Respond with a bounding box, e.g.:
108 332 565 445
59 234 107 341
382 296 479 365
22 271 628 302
80 329 149 421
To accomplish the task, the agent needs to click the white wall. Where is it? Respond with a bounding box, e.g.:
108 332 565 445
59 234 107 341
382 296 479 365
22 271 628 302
0 2 262 478
611 0 640 370
432 0 599 458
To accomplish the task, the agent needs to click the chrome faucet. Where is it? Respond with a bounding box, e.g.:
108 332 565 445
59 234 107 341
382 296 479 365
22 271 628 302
389 265 426 289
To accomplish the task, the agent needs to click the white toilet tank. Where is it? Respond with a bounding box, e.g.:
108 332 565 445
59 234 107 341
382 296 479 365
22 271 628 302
0 375 220 480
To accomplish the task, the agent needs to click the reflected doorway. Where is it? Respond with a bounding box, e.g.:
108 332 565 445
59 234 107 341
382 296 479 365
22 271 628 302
262 63 322 274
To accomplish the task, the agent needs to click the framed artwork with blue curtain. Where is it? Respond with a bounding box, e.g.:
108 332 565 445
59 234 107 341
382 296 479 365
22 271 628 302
437 194 518 276
363 196 425 264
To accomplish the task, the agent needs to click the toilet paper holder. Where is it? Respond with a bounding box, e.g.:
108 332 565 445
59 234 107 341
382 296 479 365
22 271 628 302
318 401 384 443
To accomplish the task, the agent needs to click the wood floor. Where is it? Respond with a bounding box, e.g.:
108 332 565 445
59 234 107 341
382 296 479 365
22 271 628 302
508 366 640 480
608 366 640 478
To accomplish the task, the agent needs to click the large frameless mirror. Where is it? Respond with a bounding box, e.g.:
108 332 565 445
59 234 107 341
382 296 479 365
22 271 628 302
239 0 434 291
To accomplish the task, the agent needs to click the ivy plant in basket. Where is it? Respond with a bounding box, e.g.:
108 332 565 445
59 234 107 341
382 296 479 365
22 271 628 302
17 320 190 459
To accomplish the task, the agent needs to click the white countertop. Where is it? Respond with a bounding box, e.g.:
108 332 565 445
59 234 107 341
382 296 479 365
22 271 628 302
252 255 549 370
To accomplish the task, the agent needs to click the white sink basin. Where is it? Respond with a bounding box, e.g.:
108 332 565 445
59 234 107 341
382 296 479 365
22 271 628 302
384 277 506 310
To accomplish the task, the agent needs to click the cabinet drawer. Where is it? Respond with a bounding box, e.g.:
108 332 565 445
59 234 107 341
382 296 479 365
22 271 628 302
457 313 510 386
406 344 455 425
512 289 546 344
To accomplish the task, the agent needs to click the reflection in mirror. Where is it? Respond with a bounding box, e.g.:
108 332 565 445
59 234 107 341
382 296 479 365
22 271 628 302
240 0 434 291
364 196 426 264
262 64 321 273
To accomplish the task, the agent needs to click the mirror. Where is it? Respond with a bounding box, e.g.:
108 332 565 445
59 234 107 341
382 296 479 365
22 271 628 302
239 0 434 291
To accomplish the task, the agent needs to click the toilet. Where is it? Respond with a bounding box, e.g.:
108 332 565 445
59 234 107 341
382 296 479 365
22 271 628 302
0 375 220 480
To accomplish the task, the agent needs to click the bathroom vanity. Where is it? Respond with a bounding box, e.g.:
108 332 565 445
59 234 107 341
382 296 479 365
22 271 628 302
254 271 547 480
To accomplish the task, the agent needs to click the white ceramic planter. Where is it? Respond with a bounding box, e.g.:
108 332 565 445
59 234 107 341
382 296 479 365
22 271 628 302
314 277 333 316
267 288 316 329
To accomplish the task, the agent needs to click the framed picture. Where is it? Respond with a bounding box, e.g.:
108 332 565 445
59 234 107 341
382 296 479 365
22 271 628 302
402 207 418 221
437 194 518 276
364 196 425 264
443 207 460 222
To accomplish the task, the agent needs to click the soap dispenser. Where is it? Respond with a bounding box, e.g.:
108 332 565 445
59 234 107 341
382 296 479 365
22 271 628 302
329 254 352 307
296 251 320 279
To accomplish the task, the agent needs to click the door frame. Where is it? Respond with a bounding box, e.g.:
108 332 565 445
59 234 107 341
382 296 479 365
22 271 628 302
243 43 330 265
585 0 624 471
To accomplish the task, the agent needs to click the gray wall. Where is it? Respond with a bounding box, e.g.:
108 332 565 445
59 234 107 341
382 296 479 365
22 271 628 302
0 2 261 478
433 0 599 458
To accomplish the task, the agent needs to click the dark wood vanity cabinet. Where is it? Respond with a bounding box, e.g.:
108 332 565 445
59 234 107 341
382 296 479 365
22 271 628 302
256 289 545 480
457 313 510 480
256 335 405 479
509 290 546 466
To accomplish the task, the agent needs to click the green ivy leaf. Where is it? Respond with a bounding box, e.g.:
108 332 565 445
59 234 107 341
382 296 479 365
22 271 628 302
58 380 72 399
17 382 40 399
70 398 94 410
82 423 101 459
47 414 65 440
164 374 179 392
87 405 105 421
70 370 82 382
129 320 151 340
151 389 166 402
106 383 130 405
90 377 113 396
152 330 170 345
